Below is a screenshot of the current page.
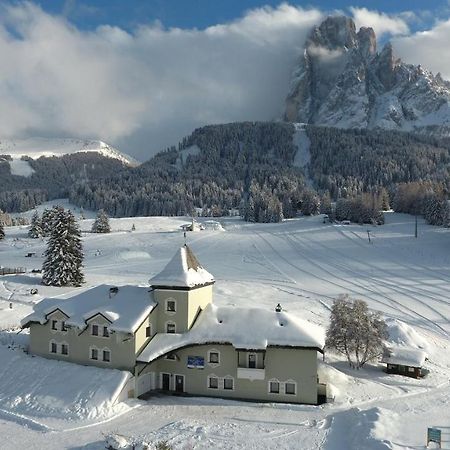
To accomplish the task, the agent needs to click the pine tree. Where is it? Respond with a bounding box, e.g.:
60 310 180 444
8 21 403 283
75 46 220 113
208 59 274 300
0 221 4 240
326 295 388 369
28 211 43 238
41 206 60 237
91 209 111 233
42 208 84 286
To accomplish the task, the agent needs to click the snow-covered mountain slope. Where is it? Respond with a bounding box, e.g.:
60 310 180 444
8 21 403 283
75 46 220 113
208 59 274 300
285 16 450 136
0 138 139 166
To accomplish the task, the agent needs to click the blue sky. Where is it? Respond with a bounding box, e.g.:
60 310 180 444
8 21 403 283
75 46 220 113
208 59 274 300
0 1 449 159
37 0 450 31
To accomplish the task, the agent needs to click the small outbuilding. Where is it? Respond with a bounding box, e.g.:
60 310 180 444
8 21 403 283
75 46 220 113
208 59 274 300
381 346 427 378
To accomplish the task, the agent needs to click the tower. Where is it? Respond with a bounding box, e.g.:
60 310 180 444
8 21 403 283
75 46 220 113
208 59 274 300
150 245 214 334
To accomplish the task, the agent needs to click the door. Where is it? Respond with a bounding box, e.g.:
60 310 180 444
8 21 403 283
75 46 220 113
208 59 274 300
248 353 256 369
175 375 184 393
162 373 170 390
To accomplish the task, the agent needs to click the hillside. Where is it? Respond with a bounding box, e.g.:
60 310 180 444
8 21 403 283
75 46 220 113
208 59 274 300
68 121 450 218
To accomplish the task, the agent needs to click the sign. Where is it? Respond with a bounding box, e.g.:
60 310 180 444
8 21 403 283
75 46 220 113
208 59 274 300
427 427 442 446
187 356 204 369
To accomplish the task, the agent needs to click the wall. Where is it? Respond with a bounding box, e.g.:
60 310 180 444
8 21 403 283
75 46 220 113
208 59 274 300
29 310 136 371
138 343 319 405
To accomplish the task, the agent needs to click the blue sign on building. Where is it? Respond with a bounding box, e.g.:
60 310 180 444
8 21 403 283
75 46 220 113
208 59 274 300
187 356 204 369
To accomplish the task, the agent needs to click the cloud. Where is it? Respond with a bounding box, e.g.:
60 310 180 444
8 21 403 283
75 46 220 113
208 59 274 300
0 2 322 160
349 7 411 36
393 18 450 79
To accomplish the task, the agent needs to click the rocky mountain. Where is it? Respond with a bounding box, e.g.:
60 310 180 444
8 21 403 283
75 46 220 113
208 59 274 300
285 16 450 135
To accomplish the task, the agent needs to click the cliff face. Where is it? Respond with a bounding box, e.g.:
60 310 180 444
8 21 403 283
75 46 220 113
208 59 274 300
285 16 450 135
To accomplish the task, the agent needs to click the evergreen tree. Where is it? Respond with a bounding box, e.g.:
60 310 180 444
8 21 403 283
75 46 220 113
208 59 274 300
28 211 43 238
41 206 60 237
326 295 388 369
42 208 84 286
91 209 111 233
0 221 4 240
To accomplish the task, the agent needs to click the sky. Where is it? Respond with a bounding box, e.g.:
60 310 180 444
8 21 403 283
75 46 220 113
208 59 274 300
1 1 450 161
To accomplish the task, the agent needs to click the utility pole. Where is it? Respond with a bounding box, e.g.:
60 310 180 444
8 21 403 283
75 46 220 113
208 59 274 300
415 215 418 238
367 230 371 244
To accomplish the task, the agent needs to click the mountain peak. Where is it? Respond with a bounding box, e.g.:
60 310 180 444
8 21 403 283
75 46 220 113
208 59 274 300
285 15 450 135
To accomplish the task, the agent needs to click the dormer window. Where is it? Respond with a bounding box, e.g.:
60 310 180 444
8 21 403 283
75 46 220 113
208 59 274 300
61 321 67 332
102 326 109 337
146 325 152 338
51 320 58 330
166 322 176 333
92 324 99 336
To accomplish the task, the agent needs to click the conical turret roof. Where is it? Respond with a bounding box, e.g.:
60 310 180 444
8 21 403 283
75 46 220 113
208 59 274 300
150 245 214 289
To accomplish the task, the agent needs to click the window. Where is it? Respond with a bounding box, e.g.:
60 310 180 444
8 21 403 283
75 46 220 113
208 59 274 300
208 350 220 364
223 378 234 390
408 367 415 373
269 380 280 394
208 376 219 389
166 300 176 312
92 324 99 336
50 342 57 353
51 320 58 330
166 322 176 333
285 382 296 395
103 349 111 362
90 348 98 360
248 353 256 369
102 326 109 337
61 343 68 355
165 353 177 361
145 325 151 338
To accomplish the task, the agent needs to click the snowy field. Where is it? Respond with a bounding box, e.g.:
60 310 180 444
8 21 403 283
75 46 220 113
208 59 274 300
1 204 450 449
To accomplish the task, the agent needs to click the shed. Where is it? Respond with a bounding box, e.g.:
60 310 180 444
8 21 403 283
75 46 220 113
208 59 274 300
381 346 427 378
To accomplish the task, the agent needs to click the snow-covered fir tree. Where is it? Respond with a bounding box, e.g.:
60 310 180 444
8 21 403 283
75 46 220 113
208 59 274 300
28 211 43 238
42 207 84 286
91 209 111 233
0 221 4 240
41 206 60 237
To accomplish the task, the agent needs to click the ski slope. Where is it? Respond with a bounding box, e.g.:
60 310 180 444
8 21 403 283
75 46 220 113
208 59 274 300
0 210 449 449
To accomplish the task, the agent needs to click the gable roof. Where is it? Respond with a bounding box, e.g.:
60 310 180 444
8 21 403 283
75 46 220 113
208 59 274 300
381 346 427 368
137 304 325 363
21 285 156 334
149 245 214 289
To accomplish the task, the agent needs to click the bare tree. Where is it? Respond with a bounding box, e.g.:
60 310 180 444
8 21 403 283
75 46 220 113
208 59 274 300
325 295 388 369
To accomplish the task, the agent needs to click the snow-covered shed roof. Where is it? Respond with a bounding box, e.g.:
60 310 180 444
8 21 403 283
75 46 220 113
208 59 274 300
381 346 427 368
21 285 156 334
149 245 214 289
137 304 325 363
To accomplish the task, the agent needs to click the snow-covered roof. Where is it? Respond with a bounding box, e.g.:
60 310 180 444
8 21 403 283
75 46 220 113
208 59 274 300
21 285 156 334
137 304 325 363
381 346 427 368
149 245 214 289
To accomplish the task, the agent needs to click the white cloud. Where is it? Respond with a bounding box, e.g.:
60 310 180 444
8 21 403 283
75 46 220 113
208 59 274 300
393 18 450 79
0 2 322 160
349 7 411 36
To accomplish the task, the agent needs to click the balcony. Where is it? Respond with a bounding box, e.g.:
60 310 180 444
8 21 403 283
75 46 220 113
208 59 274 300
237 367 265 380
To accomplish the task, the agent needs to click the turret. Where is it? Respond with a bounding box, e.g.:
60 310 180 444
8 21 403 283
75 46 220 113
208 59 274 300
150 245 214 334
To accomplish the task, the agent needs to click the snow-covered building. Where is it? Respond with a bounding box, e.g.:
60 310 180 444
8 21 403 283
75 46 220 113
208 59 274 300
21 245 326 405
381 346 427 378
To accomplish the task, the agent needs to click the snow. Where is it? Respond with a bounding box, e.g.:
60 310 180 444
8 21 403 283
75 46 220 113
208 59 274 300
292 123 311 169
138 303 325 363
0 137 139 166
175 145 201 169
0 338 131 424
381 346 427 367
8 158 35 177
150 245 214 288
21 285 157 334
2 209 450 448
